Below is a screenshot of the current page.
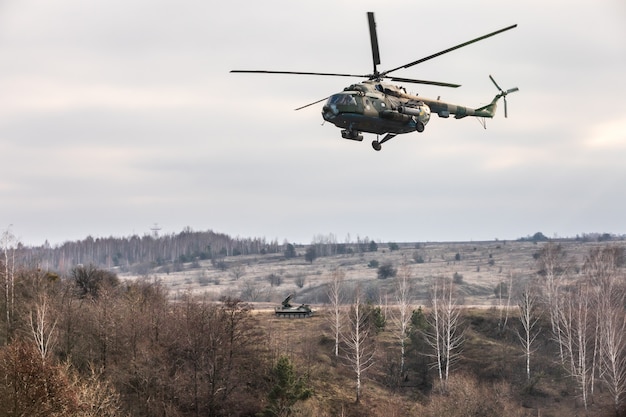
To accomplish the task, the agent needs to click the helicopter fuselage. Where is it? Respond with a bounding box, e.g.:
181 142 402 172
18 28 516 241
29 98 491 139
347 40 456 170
322 81 428 137
321 80 498 142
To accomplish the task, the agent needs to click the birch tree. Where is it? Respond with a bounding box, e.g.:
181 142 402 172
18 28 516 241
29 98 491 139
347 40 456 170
29 293 58 361
391 263 413 380
326 269 344 357
599 296 626 415
557 283 594 410
516 283 540 382
585 246 626 414
342 286 375 403
425 277 463 392
537 242 567 363
1 227 17 342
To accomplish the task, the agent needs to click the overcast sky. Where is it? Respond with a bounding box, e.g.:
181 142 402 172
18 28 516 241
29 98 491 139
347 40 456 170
1 0 625 246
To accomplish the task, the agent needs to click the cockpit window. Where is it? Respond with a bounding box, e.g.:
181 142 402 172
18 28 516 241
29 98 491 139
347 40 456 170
328 94 357 106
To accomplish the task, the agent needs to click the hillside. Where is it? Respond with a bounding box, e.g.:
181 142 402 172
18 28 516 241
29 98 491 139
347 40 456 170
121 239 602 307
263 306 614 417
2 237 625 416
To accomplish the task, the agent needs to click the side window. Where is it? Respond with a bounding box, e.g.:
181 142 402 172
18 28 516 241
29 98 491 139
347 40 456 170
370 98 385 111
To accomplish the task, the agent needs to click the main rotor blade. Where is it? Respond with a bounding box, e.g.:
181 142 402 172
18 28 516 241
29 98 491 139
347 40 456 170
367 12 381 75
230 70 370 78
294 96 330 111
380 24 517 77
388 76 460 88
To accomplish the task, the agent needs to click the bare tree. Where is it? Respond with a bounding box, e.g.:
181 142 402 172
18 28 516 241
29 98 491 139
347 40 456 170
326 269 345 357
585 246 626 414
599 294 626 415
73 364 126 417
29 293 58 361
0 340 78 416
240 278 264 302
516 283 540 382
537 242 567 363
425 277 463 392
557 283 594 410
391 263 413 379
1 227 17 342
495 272 513 333
229 264 247 281
342 285 375 403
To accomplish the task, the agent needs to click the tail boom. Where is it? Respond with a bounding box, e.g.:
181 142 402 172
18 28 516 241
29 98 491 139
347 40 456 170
421 95 499 120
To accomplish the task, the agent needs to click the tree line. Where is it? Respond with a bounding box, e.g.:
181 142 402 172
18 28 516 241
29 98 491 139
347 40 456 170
19 227 282 273
17 229 385 275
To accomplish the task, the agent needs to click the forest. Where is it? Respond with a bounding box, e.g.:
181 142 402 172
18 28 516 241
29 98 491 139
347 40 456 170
1 229 626 416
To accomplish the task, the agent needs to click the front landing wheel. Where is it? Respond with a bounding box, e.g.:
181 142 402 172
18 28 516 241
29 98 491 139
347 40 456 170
371 140 382 151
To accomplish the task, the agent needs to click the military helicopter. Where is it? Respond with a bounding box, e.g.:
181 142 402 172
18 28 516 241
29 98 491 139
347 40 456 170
231 12 518 151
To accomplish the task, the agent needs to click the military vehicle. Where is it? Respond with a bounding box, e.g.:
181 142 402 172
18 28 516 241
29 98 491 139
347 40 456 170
275 294 313 318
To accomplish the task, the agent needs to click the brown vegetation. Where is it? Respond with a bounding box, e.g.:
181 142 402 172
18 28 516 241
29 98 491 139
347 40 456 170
1 235 626 416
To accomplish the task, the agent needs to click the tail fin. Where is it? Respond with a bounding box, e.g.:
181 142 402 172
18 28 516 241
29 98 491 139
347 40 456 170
474 96 500 118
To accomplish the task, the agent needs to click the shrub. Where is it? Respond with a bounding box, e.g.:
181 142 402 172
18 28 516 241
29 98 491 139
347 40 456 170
213 259 228 271
294 275 306 288
377 262 397 279
425 374 526 417
305 247 317 263
413 251 425 264
267 273 282 287
284 243 296 259
71 264 119 299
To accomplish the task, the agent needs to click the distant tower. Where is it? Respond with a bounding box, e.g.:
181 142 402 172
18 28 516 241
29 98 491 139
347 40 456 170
151 223 161 238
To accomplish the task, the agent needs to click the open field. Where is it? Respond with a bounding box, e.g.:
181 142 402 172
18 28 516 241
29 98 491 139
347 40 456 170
121 239 612 307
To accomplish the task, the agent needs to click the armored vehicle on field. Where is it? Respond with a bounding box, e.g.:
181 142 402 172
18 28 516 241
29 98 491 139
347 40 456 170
275 294 313 318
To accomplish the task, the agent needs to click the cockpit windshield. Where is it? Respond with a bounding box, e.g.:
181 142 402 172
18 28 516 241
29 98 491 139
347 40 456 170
327 93 358 107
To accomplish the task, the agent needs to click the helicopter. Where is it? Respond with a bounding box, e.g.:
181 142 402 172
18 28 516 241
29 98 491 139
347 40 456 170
231 12 518 151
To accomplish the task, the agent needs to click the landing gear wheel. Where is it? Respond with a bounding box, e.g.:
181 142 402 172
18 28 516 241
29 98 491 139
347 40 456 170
371 140 382 151
416 121 425 133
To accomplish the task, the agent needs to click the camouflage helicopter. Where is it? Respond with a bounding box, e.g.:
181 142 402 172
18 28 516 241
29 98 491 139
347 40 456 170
231 12 518 151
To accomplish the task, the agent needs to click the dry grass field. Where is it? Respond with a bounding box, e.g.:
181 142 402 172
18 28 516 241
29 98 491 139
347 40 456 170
122 239 604 308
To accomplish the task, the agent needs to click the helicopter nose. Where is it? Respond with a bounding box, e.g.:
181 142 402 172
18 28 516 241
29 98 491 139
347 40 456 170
322 105 338 123
323 104 338 115
322 108 332 121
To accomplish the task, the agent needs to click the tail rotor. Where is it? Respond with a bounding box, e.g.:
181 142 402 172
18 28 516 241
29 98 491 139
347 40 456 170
489 75 518 117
